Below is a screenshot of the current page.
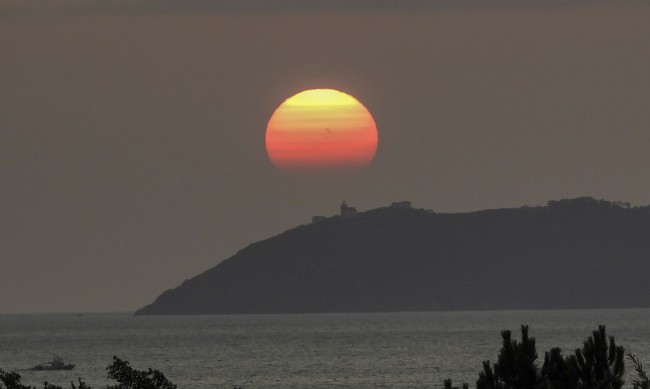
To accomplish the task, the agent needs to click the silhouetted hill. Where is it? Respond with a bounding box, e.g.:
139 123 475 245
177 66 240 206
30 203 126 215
135 197 650 315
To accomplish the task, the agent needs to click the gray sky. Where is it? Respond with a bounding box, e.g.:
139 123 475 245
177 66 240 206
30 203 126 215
2 0 649 313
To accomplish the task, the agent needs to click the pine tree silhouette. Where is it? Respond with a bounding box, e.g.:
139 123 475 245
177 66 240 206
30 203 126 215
541 347 578 389
477 325 540 389
461 325 625 389
567 325 624 389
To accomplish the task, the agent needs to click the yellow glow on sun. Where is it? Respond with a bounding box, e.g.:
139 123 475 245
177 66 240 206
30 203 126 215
265 89 378 173
282 89 361 107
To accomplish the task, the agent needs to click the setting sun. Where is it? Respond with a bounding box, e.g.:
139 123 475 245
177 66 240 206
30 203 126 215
265 89 378 173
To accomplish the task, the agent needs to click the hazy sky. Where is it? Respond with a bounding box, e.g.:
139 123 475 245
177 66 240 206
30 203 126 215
2 0 649 313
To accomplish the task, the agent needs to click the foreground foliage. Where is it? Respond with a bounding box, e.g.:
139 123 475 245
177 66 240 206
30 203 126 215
0 357 175 389
445 325 638 389
628 353 650 389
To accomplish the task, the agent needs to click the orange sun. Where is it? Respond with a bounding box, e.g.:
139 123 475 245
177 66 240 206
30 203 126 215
265 89 378 173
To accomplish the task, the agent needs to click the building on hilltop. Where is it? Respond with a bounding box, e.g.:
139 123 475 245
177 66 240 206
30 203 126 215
390 201 412 209
340 201 358 218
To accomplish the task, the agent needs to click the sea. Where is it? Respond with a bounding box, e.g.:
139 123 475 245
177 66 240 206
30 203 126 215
2 309 650 389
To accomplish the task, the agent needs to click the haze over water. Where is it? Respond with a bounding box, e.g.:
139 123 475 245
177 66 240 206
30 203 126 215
3 309 650 388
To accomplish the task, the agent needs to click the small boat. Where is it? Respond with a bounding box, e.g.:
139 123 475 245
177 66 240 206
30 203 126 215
31 356 75 371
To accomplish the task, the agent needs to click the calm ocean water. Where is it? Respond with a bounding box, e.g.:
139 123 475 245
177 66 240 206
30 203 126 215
2 309 650 388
